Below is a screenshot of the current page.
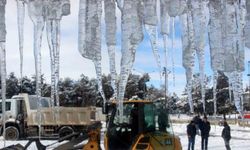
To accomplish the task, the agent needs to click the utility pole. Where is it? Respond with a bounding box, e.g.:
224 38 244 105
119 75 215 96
248 61 250 107
163 67 169 108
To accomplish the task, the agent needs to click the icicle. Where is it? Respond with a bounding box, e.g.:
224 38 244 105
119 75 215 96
116 0 124 10
143 0 161 79
46 0 70 109
118 0 144 121
104 0 117 98
213 71 217 116
171 17 175 87
163 35 168 96
27 0 46 139
78 0 107 107
245 0 250 48
160 0 170 96
180 11 195 113
190 0 209 113
145 25 161 76
166 0 186 17
16 0 25 81
0 0 6 144
230 71 244 116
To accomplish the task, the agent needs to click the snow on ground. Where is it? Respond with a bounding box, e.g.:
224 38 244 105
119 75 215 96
174 123 250 150
0 121 250 149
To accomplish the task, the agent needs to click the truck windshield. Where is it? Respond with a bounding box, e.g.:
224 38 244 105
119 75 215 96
0 102 11 113
29 96 50 109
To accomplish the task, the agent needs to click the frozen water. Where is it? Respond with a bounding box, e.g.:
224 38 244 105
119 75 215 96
245 0 250 48
166 0 186 17
104 0 117 98
46 0 70 107
16 0 25 80
144 25 161 77
118 0 144 121
160 0 170 96
27 0 46 138
78 0 107 105
171 18 175 87
180 11 195 113
160 0 170 36
143 0 161 77
213 71 218 115
208 0 245 115
0 0 6 145
190 0 209 112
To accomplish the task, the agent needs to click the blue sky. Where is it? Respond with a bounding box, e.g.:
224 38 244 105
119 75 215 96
4 1 250 96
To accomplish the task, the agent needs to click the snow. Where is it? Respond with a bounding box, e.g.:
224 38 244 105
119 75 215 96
1 119 250 150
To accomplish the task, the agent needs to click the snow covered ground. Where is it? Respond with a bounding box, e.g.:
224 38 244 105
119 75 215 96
174 123 250 150
0 122 250 149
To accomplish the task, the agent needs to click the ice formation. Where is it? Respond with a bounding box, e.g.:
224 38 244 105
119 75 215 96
0 0 6 145
190 0 209 112
27 0 46 138
171 18 175 87
104 0 117 98
166 0 186 17
16 0 25 81
208 0 245 115
46 0 70 108
78 0 107 106
117 0 144 120
143 0 162 77
160 0 170 96
245 0 250 48
180 10 195 113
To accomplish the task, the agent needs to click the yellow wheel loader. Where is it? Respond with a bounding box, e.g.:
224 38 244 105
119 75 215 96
104 100 182 150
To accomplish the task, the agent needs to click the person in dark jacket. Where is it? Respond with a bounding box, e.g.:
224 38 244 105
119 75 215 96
187 120 197 150
221 121 231 150
200 116 211 150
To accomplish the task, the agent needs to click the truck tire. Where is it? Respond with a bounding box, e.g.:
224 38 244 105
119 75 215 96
4 126 19 140
59 126 74 138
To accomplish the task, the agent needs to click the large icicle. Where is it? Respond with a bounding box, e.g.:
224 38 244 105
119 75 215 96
166 0 186 17
27 0 46 139
118 0 144 121
208 0 245 116
244 0 250 48
190 0 209 113
160 0 170 96
16 0 25 81
213 71 217 115
180 11 195 113
0 0 6 144
104 0 117 98
143 0 161 79
46 0 70 108
171 18 175 87
78 0 106 106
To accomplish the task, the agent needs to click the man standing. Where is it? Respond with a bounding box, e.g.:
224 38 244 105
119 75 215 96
200 116 211 150
187 120 197 150
222 121 231 150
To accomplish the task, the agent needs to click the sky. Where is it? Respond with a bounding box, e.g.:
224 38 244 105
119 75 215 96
4 0 250 96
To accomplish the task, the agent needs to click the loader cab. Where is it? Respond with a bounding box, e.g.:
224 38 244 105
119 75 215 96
105 100 181 150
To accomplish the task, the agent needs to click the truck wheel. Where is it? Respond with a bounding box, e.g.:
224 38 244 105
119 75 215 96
59 126 74 138
4 126 19 140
